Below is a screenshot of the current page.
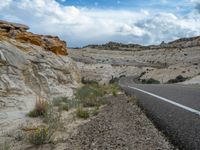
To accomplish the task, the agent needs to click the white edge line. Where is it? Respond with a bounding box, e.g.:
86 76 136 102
127 85 200 116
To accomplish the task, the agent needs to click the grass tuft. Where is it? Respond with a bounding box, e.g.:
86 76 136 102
76 106 90 119
27 97 48 117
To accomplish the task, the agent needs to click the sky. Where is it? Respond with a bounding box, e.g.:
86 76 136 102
0 0 200 47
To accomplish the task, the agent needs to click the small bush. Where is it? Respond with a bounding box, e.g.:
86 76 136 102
43 104 61 130
53 96 80 110
75 84 106 107
110 83 120 96
28 97 48 117
141 78 160 84
58 103 69 111
76 107 90 119
52 97 65 106
167 75 188 83
112 90 117 96
81 77 99 85
75 84 104 100
28 127 52 145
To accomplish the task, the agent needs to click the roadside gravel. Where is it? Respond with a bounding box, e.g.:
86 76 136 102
64 94 175 150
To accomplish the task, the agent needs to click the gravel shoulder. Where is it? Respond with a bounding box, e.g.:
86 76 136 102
64 94 175 150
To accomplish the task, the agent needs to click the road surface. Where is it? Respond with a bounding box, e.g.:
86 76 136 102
119 76 200 150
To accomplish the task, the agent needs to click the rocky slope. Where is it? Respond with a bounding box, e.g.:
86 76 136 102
69 37 200 84
0 20 81 140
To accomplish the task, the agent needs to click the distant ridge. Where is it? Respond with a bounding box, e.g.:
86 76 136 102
82 36 200 50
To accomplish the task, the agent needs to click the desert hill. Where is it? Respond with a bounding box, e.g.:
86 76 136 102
69 36 200 84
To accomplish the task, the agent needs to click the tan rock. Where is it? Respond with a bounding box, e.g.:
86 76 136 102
0 20 68 55
0 20 81 143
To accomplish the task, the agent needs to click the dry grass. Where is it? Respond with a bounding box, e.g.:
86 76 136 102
27 97 48 117
28 127 52 145
76 106 90 119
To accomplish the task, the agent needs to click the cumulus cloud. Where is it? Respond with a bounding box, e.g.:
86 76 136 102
0 0 200 46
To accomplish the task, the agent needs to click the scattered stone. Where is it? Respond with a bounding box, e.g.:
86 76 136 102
64 95 175 150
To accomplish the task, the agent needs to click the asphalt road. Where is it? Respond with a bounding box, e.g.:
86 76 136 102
119 77 200 150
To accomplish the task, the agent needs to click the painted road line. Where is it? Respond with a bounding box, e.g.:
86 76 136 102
128 85 200 116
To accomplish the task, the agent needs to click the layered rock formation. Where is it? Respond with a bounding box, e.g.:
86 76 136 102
0 20 68 55
0 20 81 135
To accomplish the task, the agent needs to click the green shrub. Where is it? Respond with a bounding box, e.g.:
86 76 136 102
112 90 117 97
110 83 120 96
53 96 80 110
58 103 69 111
75 84 104 100
27 97 48 117
141 78 160 84
81 77 99 85
52 97 65 106
76 107 90 119
75 84 106 107
28 127 52 145
167 75 188 83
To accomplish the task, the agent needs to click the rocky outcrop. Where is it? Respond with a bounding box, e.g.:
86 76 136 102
0 21 81 98
0 20 68 55
0 21 81 134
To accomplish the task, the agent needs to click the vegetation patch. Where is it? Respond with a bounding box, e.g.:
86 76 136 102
27 97 48 117
76 106 90 119
167 75 189 83
28 127 52 145
141 78 160 84
81 77 99 85
53 96 80 110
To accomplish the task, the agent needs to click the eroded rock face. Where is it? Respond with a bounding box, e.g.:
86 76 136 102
0 21 81 136
0 20 80 98
0 20 68 55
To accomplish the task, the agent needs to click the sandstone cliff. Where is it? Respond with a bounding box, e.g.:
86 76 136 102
0 20 81 135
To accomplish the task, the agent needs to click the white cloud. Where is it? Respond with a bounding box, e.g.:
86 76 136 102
0 0 11 9
0 0 200 46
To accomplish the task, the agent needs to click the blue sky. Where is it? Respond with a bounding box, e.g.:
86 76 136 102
0 0 200 47
56 0 192 14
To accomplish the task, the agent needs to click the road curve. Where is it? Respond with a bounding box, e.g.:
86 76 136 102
119 76 200 150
